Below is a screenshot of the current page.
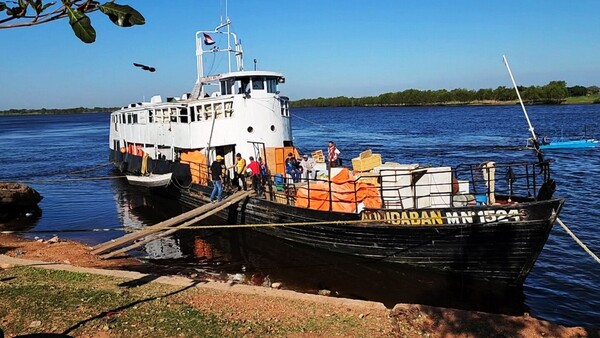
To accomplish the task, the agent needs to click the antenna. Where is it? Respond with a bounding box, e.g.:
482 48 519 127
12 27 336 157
254 59 257 71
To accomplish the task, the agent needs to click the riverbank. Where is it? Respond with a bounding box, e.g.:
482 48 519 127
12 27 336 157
0 233 597 337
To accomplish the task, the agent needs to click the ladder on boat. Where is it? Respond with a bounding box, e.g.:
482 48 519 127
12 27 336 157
90 190 253 259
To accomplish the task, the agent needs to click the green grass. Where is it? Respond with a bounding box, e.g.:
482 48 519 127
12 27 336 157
0 266 371 337
564 94 600 104
0 267 237 337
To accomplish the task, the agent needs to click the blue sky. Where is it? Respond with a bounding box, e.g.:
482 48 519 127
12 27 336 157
1 0 599 109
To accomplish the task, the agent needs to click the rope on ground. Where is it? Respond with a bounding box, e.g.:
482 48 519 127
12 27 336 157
557 217 600 264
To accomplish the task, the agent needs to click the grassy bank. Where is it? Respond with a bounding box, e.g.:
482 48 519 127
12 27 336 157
563 94 600 104
0 266 387 337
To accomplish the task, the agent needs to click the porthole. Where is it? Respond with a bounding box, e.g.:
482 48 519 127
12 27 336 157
247 126 254 133
270 125 276 132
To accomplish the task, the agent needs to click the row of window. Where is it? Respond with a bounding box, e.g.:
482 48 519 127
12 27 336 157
111 100 236 125
220 77 278 95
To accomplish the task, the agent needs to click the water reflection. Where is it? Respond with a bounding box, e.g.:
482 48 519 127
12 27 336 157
115 185 526 315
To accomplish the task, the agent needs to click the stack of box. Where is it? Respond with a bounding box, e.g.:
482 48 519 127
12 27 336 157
312 150 325 163
352 149 382 172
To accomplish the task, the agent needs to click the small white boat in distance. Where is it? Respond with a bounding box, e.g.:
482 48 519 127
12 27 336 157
126 173 172 187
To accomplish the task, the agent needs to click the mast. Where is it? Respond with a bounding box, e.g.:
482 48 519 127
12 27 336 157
193 6 244 98
502 55 544 163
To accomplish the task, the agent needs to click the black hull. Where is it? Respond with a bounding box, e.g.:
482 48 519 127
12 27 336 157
111 151 563 285
170 184 563 286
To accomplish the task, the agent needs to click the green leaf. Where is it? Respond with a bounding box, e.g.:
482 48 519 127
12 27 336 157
66 7 96 43
7 6 27 17
99 2 144 27
41 1 55 12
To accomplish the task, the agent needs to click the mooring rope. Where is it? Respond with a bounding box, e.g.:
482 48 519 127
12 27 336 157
16 176 127 184
0 212 531 234
65 162 113 175
557 217 600 264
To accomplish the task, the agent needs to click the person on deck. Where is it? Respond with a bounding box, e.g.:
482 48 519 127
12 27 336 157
258 156 268 186
247 156 263 197
327 141 341 169
285 152 300 183
231 153 247 191
210 155 224 203
299 154 316 182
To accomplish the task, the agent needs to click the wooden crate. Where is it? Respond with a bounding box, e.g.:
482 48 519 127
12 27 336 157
359 149 372 159
356 172 380 186
352 154 382 172
311 149 325 163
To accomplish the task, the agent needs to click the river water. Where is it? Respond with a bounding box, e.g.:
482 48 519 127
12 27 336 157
0 105 598 327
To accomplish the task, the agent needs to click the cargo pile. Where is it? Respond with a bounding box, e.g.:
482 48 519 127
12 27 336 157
311 150 325 163
351 149 382 172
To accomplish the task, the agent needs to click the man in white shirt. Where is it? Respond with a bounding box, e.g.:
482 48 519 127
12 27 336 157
299 154 316 182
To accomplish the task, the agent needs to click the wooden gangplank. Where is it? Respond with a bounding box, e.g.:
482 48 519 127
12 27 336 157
91 190 252 258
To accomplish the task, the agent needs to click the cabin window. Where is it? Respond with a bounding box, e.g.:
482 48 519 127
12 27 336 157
133 114 138 124
270 125 275 132
148 110 153 123
239 79 250 94
252 77 265 90
170 108 177 122
127 114 132 124
220 79 233 95
247 126 254 133
179 108 189 123
267 79 277 93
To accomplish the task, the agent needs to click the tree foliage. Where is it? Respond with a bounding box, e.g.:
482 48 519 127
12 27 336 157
0 106 117 115
0 0 144 43
292 81 580 108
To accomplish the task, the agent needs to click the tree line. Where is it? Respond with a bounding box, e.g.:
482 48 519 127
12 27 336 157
0 107 117 116
291 81 600 108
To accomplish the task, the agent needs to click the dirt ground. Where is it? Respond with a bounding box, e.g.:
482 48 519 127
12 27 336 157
1 233 598 337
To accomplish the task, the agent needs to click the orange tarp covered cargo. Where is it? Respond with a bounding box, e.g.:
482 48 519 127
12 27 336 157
180 150 208 185
295 168 381 213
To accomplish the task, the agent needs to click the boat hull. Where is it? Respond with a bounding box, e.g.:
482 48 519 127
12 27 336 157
540 139 598 149
126 173 172 187
170 185 563 286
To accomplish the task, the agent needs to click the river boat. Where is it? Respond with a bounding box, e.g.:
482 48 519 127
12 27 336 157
108 14 564 285
126 173 172 188
526 137 599 150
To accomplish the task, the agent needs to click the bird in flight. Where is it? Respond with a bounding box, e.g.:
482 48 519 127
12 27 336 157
133 63 156 72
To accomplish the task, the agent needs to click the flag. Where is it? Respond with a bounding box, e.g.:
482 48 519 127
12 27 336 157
203 33 215 45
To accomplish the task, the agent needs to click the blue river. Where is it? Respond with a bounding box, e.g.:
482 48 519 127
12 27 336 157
0 104 598 327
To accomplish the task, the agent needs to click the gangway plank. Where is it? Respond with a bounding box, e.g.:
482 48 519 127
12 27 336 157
91 190 252 256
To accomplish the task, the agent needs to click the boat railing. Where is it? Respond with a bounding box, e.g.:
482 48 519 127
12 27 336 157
255 160 555 212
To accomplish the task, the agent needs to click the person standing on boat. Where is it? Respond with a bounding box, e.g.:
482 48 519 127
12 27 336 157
327 141 341 168
247 156 263 197
299 154 316 182
210 155 224 203
258 156 268 186
231 153 247 191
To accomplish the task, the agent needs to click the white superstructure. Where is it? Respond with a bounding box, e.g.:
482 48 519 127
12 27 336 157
109 15 292 170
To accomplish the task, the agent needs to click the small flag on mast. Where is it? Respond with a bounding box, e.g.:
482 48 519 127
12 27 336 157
203 33 215 45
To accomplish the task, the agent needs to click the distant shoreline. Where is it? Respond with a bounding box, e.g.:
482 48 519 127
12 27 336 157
1 96 597 116
0 107 116 116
